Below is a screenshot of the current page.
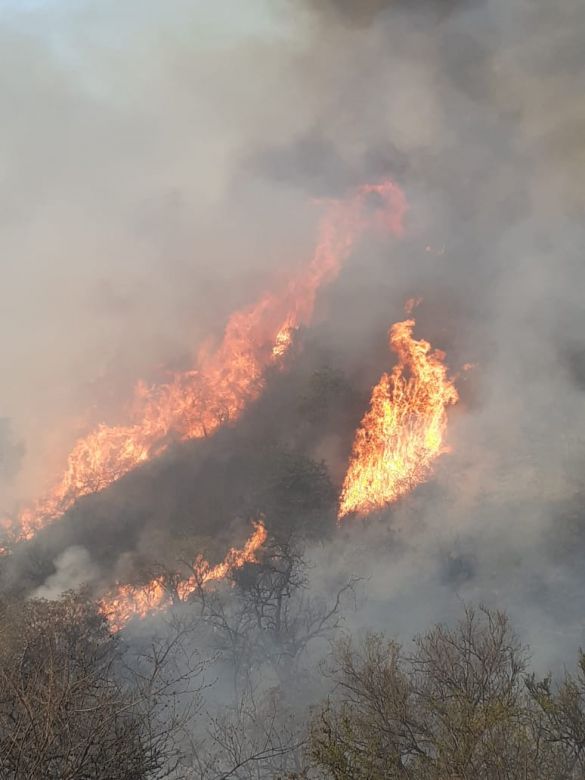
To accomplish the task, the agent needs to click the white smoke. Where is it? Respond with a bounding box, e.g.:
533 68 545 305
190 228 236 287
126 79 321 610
33 545 98 600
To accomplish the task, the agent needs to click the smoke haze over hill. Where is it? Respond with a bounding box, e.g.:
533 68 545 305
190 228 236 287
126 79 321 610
1 0 585 678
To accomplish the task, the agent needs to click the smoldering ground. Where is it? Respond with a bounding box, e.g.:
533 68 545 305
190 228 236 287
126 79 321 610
1 0 585 680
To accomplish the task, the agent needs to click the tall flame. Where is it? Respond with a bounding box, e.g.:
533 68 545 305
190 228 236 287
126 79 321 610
3 182 406 546
101 520 268 632
338 317 458 519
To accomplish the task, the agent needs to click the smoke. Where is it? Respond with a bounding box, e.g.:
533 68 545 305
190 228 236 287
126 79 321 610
299 0 395 23
0 0 317 509
2 0 585 675
281 0 585 670
0 420 24 483
33 545 98 600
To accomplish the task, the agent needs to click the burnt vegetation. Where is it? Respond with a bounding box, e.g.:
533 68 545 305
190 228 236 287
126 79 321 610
0 349 353 596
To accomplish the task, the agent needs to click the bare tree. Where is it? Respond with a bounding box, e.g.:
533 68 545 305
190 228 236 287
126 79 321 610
188 687 307 780
181 537 355 779
310 605 562 780
183 537 355 694
0 591 205 779
527 653 585 778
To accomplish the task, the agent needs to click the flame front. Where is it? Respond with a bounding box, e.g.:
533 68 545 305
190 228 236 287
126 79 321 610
338 318 458 519
4 181 406 546
101 520 268 631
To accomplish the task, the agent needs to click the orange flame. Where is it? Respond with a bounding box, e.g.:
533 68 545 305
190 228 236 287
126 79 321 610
101 520 268 632
338 317 458 519
3 182 406 546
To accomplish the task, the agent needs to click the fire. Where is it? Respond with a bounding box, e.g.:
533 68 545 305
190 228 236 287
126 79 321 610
3 181 406 546
101 520 268 631
338 317 458 519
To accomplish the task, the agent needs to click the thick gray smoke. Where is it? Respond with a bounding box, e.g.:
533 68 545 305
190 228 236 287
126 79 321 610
1 0 585 675
293 0 585 670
